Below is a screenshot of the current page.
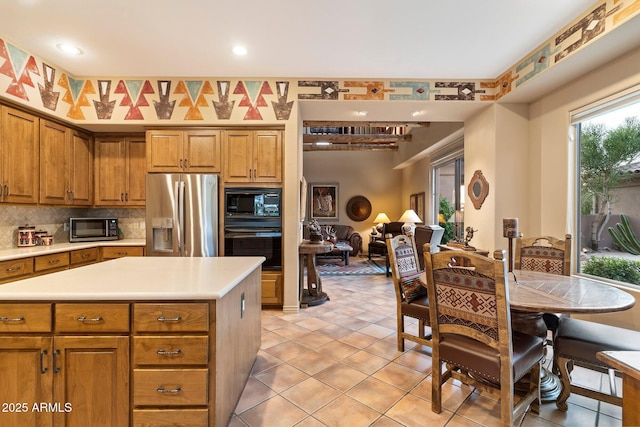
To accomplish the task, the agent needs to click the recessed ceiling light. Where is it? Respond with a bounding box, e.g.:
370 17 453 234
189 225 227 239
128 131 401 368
411 110 422 117
356 111 368 116
56 43 83 56
315 141 331 146
232 45 247 56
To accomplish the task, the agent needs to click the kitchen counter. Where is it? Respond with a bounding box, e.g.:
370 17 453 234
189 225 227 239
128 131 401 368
0 256 265 300
0 255 263 427
0 239 145 261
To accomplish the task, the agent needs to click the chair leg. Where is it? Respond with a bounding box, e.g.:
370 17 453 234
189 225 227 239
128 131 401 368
431 357 443 413
529 362 541 415
555 356 572 412
608 368 617 396
397 314 405 352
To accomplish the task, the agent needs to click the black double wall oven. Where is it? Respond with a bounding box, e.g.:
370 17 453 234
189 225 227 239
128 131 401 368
224 188 282 270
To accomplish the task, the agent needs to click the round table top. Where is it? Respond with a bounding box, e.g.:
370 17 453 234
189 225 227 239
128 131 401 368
508 269 636 314
299 240 334 254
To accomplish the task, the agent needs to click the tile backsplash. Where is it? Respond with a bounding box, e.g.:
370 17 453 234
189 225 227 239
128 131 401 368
0 206 145 249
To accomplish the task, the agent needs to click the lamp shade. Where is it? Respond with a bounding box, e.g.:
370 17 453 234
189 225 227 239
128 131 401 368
398 209 422 224
373 213 391 224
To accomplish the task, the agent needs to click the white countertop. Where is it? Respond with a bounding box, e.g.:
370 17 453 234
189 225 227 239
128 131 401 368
0 256 264 300
0 239 146 262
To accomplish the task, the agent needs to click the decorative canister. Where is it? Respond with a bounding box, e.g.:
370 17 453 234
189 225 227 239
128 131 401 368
18 225 36 247
35 230 48 246
42 235 54 246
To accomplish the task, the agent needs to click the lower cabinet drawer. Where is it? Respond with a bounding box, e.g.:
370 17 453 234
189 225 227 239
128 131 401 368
34 252 70 273
132 408 208 426
102 246 144 259
70 247 99 267
0 303 52 332
0 258 34 282
55 303 130 333
133 368 208 406
133 336 208 366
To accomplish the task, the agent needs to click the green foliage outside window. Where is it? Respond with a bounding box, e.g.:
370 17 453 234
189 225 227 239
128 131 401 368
438 196 455 244
582 256 640 285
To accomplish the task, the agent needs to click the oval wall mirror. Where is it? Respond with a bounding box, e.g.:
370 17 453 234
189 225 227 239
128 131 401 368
467 170 489 210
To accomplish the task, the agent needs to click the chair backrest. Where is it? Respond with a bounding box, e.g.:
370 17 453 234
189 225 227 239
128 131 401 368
514 234 572 275
424 248 511 351
382 222 404 238
386 232 422 303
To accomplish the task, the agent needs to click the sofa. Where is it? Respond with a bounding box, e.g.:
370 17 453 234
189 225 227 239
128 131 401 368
303 224 363 256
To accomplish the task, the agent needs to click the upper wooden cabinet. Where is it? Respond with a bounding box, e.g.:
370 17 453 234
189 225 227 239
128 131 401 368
146 129 221 173
0 106 39 204
39 120 93 206
223 130 282 183
94 135 146 206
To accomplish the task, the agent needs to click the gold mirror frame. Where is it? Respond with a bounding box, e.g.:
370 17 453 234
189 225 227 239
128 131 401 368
467 170 489 210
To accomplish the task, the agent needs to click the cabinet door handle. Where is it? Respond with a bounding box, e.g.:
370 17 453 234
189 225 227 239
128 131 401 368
125 192 129 201
156 349 182 356
53 349 61 374
180 159 183 169
156 386 182 394
184 158 188 168
120 193 124 201
76 316 104 323
5 266 23 273
156 315 182 323
0 316 25 323
40 349 48 374
4 184 8 196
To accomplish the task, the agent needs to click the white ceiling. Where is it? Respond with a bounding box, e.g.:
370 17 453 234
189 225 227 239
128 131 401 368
2 0 640 123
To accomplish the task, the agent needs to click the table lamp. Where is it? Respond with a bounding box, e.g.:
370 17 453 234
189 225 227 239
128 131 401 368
372 212 391 235
398 209 422 234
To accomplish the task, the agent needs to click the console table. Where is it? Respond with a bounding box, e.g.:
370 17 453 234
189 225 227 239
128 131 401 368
299 241 333 307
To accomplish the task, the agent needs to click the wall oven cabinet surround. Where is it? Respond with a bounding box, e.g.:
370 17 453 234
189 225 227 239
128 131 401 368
0 106 39 204
0 256 262 427
223 130 282 183
146 129 222 173
94 135 146 206
39 120 93 206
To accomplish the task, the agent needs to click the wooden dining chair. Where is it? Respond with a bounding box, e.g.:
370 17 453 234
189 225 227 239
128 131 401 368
514 234 572 341
386 232 431 351
424 246 543 427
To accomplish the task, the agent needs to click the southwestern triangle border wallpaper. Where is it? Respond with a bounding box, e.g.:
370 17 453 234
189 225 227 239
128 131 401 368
0 0 638 126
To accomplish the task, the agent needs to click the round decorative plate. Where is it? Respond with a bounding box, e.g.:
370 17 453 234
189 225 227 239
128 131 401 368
345 195 372 222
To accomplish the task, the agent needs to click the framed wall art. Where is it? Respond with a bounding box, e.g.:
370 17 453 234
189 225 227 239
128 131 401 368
410 192 426 222
309 183 339 220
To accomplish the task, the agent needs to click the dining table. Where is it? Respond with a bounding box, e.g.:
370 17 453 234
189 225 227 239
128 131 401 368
507 269 637 402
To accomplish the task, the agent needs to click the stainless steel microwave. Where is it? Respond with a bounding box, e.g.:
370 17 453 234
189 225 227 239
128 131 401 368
69 218 119 242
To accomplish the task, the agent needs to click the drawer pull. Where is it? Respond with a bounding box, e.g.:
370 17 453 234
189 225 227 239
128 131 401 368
156 348 182 356
40 349 48 374
157 315 182 323
81 253 90 259
76 316 104 323
156 386 182 394
48 259 61 265
0 316 25 323
5 266 22 273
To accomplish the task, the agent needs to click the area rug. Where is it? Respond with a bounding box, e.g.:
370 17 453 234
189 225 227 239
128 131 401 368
316 256 386 275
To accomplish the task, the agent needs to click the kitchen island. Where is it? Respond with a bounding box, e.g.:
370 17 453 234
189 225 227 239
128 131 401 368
0 256 264 427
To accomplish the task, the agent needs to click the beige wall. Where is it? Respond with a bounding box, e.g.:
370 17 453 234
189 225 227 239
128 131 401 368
515 45 640 330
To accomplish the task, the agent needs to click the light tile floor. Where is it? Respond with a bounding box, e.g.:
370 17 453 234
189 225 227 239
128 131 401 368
230 272 623 427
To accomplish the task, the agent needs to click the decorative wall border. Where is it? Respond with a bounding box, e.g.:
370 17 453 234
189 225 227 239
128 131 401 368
0 0 638 125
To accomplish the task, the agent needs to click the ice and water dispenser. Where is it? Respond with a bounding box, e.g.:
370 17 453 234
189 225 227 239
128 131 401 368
151 217 174 252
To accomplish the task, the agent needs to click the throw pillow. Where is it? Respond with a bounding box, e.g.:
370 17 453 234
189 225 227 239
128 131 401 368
400 272 427 302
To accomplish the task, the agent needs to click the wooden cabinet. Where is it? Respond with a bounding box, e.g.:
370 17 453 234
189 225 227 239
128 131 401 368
39 120 93 206
34 252 69 276
0 303 129 427
69 247 99 268
132 303 209 425
146 129 221 173
94 135 146 206
0 257 34 284
261 271 283 305
101 246 145 260
223 130 282 183
0 106 39 204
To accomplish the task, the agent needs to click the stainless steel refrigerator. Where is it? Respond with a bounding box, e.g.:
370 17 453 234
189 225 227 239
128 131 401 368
145 174 218 257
